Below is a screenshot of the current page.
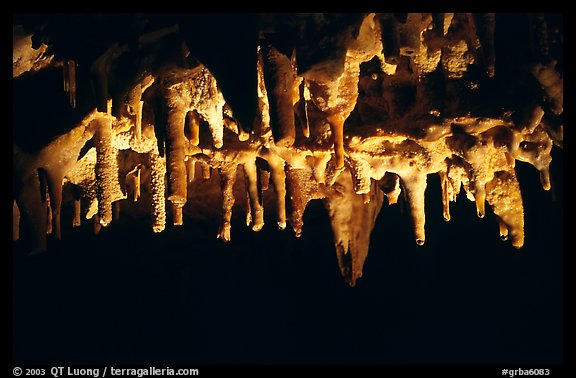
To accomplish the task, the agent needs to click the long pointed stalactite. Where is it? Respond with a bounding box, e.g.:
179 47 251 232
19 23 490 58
13 13 563 286
148 151 167 233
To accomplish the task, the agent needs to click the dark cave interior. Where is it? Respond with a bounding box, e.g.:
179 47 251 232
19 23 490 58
12 13 563 366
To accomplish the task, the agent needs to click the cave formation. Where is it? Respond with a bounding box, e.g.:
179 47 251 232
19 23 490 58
13 13 563 287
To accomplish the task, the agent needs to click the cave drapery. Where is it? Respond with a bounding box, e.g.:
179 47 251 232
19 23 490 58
13 13 563 286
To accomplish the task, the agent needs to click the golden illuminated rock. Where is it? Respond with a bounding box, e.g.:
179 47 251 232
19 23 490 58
12 13 562 286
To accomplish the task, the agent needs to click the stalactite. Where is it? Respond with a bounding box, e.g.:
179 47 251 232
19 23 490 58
262 150 287 229
401 172 427 246
262 42 297 147
242 159 265 232
285 166 329 237
473 181 486 219
515 126 553 191
172 203 183 226
439 170 451 221
217 165 237 242
164 93 188 225
485 170 525 248
148 151 166 233
94 115 123 227
186 158 195 183
324 168 384 286
127 76 155 151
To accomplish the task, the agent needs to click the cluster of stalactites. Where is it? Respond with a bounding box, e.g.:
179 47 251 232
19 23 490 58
13 13 562 285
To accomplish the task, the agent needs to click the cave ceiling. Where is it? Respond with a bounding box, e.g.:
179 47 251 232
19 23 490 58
12 13 563 286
